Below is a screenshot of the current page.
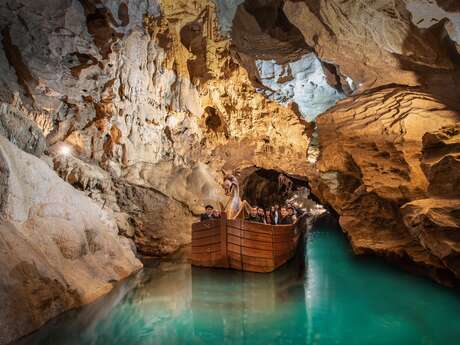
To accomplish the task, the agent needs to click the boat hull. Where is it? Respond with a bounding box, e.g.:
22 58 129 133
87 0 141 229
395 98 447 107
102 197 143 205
191 216 302 273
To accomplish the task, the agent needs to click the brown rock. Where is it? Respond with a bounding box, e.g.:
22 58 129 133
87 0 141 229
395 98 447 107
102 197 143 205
311 86 460 286
0 136 142 345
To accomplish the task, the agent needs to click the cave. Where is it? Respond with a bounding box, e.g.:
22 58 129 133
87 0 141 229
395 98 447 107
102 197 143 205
0 1 460 345
241 168 314 209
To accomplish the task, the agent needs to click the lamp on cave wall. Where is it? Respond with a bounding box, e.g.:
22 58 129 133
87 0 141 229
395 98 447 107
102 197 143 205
58 143 73 157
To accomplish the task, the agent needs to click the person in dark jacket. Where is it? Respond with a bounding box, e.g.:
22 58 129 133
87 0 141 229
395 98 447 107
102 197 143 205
246 207 262 223
279 206 293 224
200 205 214 221
257 207 266 223
288 207 297 224
265 209 273 224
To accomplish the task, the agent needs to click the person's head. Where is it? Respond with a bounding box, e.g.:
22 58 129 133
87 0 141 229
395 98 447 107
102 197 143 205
270 206 275 212
250 207 258 217
274 204 279 210
287 207 294 216
212 209 220 217
280 206 288 217
265 209 271 217
257 208 265 216
205 205 213 216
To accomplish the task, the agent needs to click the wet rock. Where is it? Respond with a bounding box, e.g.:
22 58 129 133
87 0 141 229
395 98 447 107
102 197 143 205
0 135 142 345
311 86 460 286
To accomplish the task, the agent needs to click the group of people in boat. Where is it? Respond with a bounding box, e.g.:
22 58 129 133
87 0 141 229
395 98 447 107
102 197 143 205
200 203 302 225
200 205 222 221
245 203 301 225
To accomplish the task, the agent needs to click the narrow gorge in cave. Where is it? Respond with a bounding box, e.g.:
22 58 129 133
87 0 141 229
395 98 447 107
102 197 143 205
0 0 460 344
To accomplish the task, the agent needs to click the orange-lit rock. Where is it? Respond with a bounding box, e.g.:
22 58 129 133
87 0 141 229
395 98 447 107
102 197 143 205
311 87 460 285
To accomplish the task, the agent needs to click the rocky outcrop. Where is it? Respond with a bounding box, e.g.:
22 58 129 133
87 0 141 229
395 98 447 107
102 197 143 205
311 86 460 286
283 0 457 91
0 135 142 345
401 124 460 280
0 102 45 156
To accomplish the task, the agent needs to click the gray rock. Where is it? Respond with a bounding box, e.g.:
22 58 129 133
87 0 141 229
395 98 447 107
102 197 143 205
0 102 45 156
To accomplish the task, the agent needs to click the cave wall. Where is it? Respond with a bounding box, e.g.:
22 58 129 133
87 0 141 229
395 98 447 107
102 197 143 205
280 0 460 286
0 0 311 256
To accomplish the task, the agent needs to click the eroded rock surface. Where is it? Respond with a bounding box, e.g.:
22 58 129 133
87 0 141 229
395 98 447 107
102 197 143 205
0 0 311 258
311 87 460 286
0 136 141 345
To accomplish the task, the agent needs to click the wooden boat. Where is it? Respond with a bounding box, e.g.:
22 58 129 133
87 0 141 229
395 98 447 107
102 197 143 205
191 213 304 273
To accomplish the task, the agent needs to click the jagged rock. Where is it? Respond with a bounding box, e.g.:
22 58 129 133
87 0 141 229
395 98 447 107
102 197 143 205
0 102 45 156
115 181 193 256
283 0 458 91
421 124 460 197
401 123 460 280
0 135 142 345
311 86 460 286
114 211 136 238
402 198 460 279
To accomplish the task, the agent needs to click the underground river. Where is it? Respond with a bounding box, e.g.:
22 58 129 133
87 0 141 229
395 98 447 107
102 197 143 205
15 218 460 345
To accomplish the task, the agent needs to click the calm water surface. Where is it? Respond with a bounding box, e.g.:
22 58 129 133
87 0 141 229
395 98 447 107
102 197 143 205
17 220 460 345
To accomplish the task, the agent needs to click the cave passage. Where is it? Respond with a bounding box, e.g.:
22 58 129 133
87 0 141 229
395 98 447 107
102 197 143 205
241 168 316 209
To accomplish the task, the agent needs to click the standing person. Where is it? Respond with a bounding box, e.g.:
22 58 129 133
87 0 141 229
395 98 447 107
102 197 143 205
200 205 214 221
271 205 280 224
265 209 273 224
257 207 266 224
279 206 293 224
287 207 297 223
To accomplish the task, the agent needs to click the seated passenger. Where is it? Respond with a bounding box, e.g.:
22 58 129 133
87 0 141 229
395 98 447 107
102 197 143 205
212 209 221 219
279 206 293 224
246 207 262 223
288 207 297 224
257 207 266 224
265 209 273 224
200 205 214 221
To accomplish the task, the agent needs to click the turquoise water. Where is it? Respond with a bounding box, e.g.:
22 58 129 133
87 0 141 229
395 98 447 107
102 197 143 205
16 220 460 345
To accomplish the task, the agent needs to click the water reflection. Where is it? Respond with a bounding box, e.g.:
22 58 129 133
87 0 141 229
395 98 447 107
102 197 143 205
15 222 460 345
16 251 308 345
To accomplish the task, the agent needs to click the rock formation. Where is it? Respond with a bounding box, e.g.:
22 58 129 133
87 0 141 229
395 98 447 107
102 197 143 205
311 86 460 286
0 135 141 345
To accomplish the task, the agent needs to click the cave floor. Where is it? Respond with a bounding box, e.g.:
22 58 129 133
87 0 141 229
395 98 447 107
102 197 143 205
14 221 460 345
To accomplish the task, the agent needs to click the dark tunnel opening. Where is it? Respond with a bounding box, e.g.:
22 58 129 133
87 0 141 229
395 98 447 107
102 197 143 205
241 168 322 210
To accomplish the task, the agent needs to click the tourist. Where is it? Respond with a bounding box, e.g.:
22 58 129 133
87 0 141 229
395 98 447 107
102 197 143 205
279 206 293 224
246 207 262 223
212 209 221 219
288 207 297 224
265 209 273 224
257 207 266 223
271 205 280 224
200 205 214 221
271 204 280 225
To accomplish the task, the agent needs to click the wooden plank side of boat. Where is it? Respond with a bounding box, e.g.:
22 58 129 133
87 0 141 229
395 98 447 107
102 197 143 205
191 215 304 273
191 217 228 268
